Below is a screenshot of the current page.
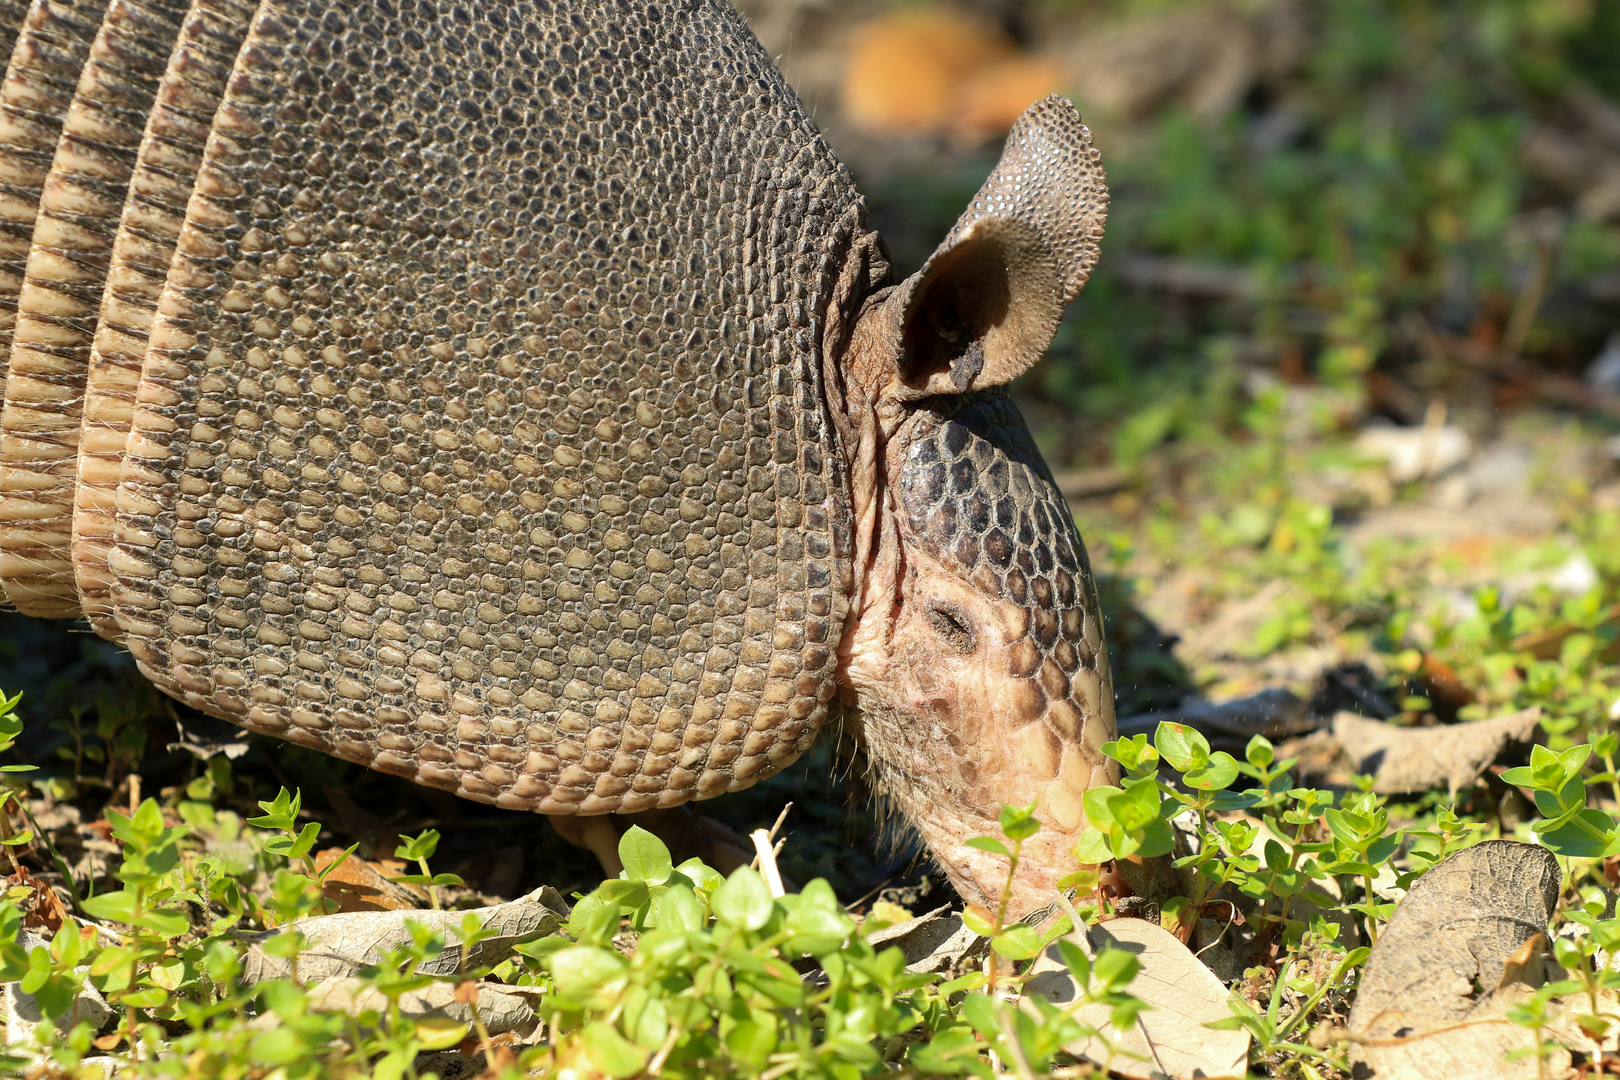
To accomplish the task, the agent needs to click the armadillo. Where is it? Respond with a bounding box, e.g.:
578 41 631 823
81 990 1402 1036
0 0 1116 916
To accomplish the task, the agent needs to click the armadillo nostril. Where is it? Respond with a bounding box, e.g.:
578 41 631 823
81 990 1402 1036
927 600 977 654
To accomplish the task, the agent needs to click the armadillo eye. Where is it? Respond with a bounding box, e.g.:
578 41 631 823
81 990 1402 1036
927 601 977 655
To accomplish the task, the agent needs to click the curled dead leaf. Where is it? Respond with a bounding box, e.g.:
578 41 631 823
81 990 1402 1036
1348 840 1562 1079
1288 708 1541 795
1021 917 1250 1080
864 904 985 974
313 846 429 912
300 978 541 1038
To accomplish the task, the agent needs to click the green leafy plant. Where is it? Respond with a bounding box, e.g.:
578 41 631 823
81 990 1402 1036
389 829 466 910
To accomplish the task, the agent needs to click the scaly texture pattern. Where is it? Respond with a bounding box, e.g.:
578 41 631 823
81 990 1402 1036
75 0 259 638
893 391 1114 832
113 0 862 813
0 0 107 383
0 0 188 616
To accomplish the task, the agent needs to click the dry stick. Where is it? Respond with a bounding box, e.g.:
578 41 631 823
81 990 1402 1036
1500 227 1558 362
766 803 793 843
751 829 786 898
748 802 793 882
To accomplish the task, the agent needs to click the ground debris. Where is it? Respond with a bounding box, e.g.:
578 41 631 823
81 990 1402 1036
283 977 542 1040
1349 841 1566 1079
239 886 569 985
313 847 431 913
3 930 112 1044
1117 687 1316 754
1283 708 1540 795
863 905 984 974
1022 917 1250 1080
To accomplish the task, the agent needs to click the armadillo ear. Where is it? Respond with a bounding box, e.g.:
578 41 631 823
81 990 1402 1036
890 95 1108 399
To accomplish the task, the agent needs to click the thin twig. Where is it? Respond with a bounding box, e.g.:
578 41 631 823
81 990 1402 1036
766 803 793 843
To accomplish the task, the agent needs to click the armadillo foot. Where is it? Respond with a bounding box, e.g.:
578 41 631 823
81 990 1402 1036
546 807 759 882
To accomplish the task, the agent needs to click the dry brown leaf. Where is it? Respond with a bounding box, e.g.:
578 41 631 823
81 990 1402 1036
4 930 113 1043
239 885 568 984
864 905 984 975
1348 840 1563 1079
1327 708 1541 794
6 867 70 932
300 977 541 1038
1021 917 1250 1080
1511 602 1620 661
313 846 429 913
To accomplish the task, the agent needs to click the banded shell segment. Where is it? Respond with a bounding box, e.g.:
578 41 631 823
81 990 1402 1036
74 0 257 637
111 0 859 814
0 0 188 616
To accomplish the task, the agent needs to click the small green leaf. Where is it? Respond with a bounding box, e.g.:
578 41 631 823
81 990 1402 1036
991 924 1041 960
80 890 137 924
712 865 773 931
723 1009 778 1071
781 879 852 950
393 829 441 863
568 893 620 945
134 909 190 939
549 946 627 1000
673 857 723 898
1057 939 1090 980
1093 945 1141 990
583 1021 647 1079
1156 722 1211 772
1082 786 1122 831
1072 827 1113 864
415 1018 470 1051
650 883 705 933
1184 750 1240 791
618 826 673 885
998 802 1040 841
1537 808 1620 859
1056 868 1100 893
596 879 651 910
961 907 998 938
965 836 1011 858
119 986 169 1009
958 992 1003 1039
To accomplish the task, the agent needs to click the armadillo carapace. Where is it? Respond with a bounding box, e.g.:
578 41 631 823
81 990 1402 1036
0 0 1117 915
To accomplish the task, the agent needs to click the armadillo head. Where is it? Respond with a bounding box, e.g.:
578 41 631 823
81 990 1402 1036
834 97 1118 916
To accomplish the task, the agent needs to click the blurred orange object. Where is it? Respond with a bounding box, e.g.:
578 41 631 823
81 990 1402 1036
842 9 1060 141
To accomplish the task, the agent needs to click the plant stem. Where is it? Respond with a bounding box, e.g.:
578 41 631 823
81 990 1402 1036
998 1009 1036 1080
125 884 144 1059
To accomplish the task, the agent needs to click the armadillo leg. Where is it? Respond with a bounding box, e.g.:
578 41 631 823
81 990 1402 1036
74 0 258 639
0 0 187 617
548 808 754 879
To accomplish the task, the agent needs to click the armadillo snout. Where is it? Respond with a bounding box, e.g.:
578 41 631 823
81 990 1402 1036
853 392 1119 912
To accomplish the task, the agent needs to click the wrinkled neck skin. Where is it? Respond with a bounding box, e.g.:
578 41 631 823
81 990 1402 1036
828 257 1120 919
